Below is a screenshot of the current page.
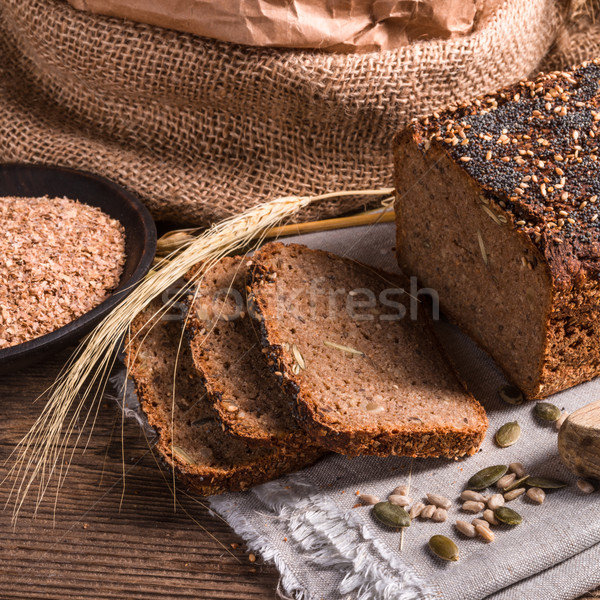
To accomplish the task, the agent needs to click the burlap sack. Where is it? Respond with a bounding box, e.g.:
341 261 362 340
0 0 567 226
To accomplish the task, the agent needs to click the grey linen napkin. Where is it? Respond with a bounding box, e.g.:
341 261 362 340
209 222 600 600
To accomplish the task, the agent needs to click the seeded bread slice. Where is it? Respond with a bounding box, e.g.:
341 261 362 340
250 242 488 458
185 256 324 452
125 301 323 495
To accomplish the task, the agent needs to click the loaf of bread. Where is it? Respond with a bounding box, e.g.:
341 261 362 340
185 256 325 453
395 60 600 399
251 242 487 458
125 301 323 495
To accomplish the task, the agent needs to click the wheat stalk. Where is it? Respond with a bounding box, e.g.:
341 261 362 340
4 187 394 521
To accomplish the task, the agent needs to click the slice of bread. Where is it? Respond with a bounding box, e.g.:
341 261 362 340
185 256 323 452
125 300 323 495
250 242 488 458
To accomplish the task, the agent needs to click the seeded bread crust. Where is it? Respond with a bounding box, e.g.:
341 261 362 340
185 256 325 454
125 301 323 496
395 59 600 399
250 242 488 459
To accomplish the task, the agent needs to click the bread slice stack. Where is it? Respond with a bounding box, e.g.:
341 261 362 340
125 242 488 495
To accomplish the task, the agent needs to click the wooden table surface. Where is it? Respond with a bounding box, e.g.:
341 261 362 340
1 349 599 600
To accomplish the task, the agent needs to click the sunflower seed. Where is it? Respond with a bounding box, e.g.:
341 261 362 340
171 446 197 465
468 465 508 489
483 509 499 525
509 462 527 478
526 487 546 504
477 231 488 265
462 501 485 513
455 520 477 538
576 479 595 494
526 477 568 489
474 523 495 542
388 495 411 507
365 402 385 413
426 493 452 510
421 504 437 519
494 506 523 525
495 421 521 447
432 508 448 522
535 402 561 422
373 502 410 528
461 490 486 502
429 535 460 561
498 385 524 405
504 476 530 492
472 518 489 528
359 494 380 505
496 473 517 489
487 494 505 510
291 344 306 370
504 488 526 501
392 485 409 496
323 340 364 356
409 502 426 518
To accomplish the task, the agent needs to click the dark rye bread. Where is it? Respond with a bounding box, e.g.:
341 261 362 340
185 256 324 453
395 59 600 400
125 301 323 495
250 242 487 458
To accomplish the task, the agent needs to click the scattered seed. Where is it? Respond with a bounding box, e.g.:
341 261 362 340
474 523 495 542
248 553 256 563
455 520 477 538
526 477 568 489
468 465 508 490
487 494 505 510
420 505 437 519
359 494 380 505
223 402 239 413
555 412 569 430
409 502 426 519
535 402 561 422
460 490 486 502
429 535 460 561
365 402 385 413
373 502 411 528
495 421 521 447
432 508 448 523
504 476 530 492
576 479 595 494
483 509 499 526
388 495 411 507
526 487 546 504
426 493 452 510
494 506 523 525
504 488 526 501
498 385 524 405
291 344 306 370
460 156 472 162
509 462 527 478
472 518 489 528
462 501 485 513
392 485 409 496
496 473 517 489
323 340 364 357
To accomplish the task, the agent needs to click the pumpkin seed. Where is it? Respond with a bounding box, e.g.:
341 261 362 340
494 506 523 525
495 421 521 447
498 385 524 405
373 502 411 528
467 465 508 490
428 535 460 561
526 476 568 489
535 402 561 422
504 475 530 492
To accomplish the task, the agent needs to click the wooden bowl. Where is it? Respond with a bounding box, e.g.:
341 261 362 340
0 163 156 374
